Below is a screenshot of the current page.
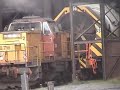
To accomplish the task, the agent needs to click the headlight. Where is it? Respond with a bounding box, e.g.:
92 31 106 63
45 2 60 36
4 33 21 39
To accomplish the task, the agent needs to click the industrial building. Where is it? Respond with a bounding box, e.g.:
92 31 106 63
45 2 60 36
0 0 120 90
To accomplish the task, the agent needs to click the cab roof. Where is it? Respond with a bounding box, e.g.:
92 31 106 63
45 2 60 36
13 16 54 23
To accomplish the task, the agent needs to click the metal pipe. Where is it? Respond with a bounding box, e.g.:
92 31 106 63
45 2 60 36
100 0 106 80
69 0 76 81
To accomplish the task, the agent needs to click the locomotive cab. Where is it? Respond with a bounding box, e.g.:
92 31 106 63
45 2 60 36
8 17 59 34
0 16 71 88
0 16 61 65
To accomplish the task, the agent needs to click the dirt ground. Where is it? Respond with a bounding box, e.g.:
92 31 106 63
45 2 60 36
33 79 120 90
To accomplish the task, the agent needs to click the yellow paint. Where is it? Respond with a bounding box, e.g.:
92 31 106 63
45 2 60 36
80 66 84 68
95 43 102 49
79 59 86 68
54 5 100 24
0 31 43 64
54 7 70 21
96 32 101 38
90 46 102 56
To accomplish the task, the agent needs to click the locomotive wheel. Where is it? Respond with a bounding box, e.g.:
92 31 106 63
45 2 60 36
77 69 94 80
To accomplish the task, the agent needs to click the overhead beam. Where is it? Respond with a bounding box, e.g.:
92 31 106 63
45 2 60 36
69 0 76 81
72 0 99 4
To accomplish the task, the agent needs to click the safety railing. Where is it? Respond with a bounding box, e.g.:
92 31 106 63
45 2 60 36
0 43 26 65
0 38 71 67
26 45 40 67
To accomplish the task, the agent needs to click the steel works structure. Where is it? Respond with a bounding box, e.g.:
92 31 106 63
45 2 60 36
0 0 120 82
69 0 120 80
100 0 120 80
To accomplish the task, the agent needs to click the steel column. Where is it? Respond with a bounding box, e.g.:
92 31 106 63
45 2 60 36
69 0 76 81
100 0 106 80
0 9 2 31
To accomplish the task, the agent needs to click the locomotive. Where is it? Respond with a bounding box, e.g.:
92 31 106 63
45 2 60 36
0 16 71 88
0 4 118 88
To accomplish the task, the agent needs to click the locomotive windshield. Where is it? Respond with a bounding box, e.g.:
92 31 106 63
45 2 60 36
7 20 59 34
43 22 51 35
8 22 41 31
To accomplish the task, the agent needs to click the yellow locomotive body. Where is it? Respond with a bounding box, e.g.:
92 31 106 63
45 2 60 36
0 17 69 64
0 31 43 65
0 16 71 88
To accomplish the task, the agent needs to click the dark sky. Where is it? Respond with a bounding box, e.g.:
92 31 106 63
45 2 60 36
1 0 119 18
0 0 68 18
0 0 69 31
0 0 119 31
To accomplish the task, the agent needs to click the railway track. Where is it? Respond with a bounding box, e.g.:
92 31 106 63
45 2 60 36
0 83 21 90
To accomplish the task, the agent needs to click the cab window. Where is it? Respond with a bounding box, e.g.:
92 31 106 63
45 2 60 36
8 22 41 31
43 22 51 35
31 22 41 31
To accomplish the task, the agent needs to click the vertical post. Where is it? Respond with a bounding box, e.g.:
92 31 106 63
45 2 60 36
119 5 120 38
0 10 2 32
47 81 54 90
69 0 76 81
100 0 106 80
21 72 29 90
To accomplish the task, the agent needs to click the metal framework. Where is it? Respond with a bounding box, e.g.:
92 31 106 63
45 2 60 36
69 0 120 81
100 0 120 79
69 0 102 81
